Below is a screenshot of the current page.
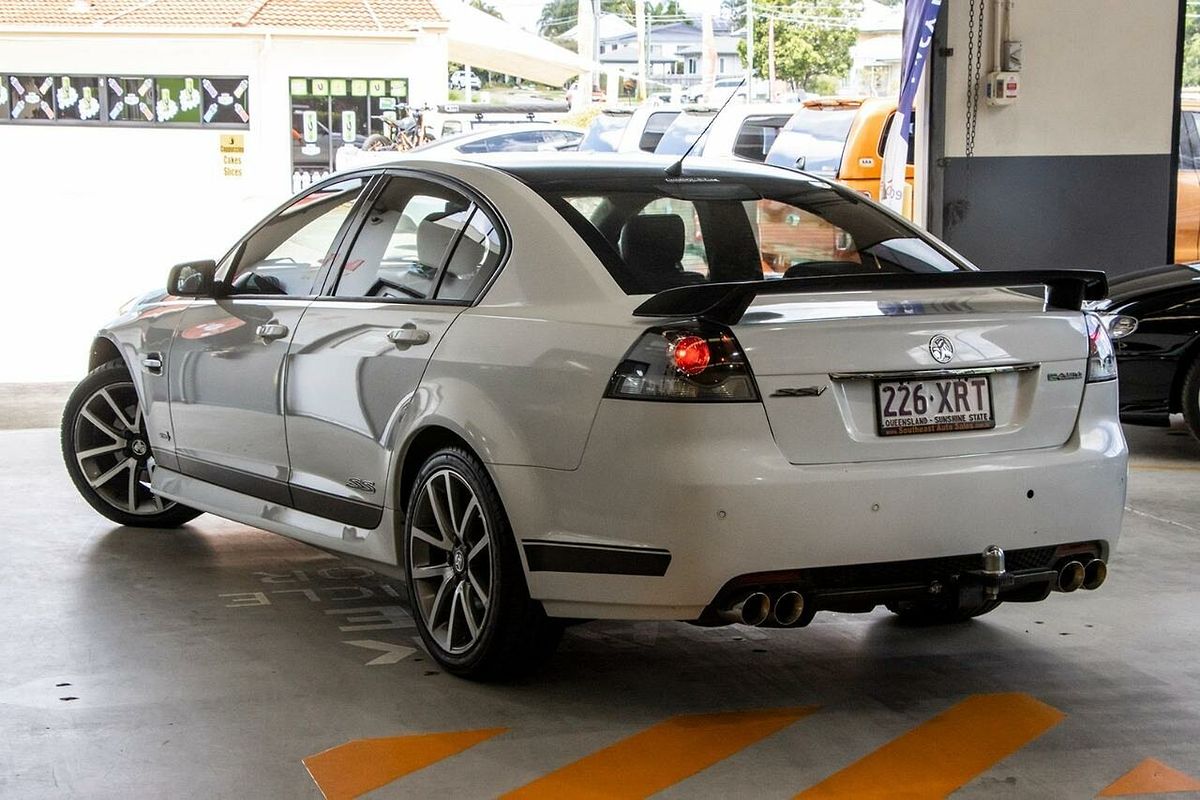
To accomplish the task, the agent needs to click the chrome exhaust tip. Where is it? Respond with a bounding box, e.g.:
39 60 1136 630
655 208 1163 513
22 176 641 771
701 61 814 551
1082 559 1107 591
1056 560 1085 593
773 591 805 626
725 592 771 626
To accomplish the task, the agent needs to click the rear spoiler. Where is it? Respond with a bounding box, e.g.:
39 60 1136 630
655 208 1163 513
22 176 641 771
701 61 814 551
631 269 1108 324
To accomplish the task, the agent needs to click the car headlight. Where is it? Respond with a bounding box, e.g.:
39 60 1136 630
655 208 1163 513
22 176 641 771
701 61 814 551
1103 314 1138 340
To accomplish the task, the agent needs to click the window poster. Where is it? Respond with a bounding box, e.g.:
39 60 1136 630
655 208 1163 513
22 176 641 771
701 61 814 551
0 72 250 127
201 77 250 125
288 76 410 176
55 76 103 122
9 76 55 120
106 76 155 123
154 76 202 124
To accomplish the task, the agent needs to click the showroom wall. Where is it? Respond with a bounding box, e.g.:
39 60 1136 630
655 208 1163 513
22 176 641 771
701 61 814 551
928 0 1182 275
0 29 447 382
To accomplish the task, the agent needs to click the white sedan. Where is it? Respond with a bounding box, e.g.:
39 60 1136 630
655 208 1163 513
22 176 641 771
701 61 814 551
61 155 1126 679
335 124 582 171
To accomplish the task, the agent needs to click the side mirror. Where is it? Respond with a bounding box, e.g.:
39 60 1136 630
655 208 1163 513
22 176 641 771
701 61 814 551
167 260 217 297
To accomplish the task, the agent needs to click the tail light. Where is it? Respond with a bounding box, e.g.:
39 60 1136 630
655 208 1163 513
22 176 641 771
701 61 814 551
1084 313 1117 383
605 322 760 402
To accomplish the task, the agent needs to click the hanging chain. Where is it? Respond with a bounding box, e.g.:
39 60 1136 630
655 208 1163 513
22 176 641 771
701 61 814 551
964 0 985 158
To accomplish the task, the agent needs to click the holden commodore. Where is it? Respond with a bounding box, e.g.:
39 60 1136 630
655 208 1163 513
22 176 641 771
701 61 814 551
61 156 1127 678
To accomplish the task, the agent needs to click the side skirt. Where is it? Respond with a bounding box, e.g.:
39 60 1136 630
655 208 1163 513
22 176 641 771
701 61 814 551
152 466 399 567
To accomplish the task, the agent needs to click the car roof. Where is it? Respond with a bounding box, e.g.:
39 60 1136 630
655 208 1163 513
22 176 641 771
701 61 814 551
454 151 826 184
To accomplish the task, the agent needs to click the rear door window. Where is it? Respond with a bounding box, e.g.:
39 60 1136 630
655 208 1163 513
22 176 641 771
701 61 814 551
638 111 680 152
732 114 792 161
333 177 470 300
332 175 504 303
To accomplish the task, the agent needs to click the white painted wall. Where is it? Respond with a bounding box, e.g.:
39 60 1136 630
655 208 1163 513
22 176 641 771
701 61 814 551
940 0 1178 158
0 29 447 382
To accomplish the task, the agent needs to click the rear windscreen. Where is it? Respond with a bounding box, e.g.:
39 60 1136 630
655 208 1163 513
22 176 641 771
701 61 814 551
527 172 966 296
653 112 716 155
765 109 856 175
578 114 631 153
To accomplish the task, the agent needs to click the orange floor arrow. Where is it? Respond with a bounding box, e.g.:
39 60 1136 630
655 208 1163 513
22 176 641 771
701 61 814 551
303 727 506 800
1099 758 1200 796
503 706 817 799
797 693 1064 800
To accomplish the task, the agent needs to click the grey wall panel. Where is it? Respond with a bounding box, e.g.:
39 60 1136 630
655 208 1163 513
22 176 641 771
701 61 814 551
939 154 1173 277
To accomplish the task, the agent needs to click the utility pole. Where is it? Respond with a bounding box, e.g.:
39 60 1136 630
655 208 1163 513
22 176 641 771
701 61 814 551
744 0 753 99
635 0 647 101
767 15 775 101
575 0 595 110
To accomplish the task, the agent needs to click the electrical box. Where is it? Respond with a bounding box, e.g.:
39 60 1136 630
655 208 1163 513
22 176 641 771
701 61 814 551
985 71 1020 106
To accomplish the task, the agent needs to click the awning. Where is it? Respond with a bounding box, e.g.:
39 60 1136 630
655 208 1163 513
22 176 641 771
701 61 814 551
438 0 592 86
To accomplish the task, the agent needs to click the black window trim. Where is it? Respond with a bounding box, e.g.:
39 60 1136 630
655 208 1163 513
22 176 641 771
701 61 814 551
310 166 511 307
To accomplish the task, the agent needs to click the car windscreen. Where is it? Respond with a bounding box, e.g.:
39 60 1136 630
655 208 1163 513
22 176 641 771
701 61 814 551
765 109 856 175
579 114 631 152
527 172 966 296
653 111 716 155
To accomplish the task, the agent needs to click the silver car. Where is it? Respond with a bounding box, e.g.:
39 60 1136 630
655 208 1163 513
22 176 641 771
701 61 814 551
62 155 1126 678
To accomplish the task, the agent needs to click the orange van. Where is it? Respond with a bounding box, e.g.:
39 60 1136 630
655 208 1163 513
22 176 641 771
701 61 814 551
766 97 915 215
1176 97 1200 262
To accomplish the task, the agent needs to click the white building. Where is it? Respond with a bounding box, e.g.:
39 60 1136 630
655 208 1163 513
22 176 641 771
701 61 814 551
844 0 903 97
0 0 581 382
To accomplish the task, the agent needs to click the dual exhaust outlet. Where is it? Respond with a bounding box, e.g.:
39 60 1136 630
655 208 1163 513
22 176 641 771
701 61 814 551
721 590 805 627
721 556 1107 626
1055 558 1107 593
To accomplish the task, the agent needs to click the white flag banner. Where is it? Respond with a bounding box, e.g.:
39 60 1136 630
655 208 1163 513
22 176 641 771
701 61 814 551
881 0 943 213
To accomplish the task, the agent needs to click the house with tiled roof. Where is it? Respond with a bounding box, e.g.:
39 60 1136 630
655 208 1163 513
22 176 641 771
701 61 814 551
0 0 457 193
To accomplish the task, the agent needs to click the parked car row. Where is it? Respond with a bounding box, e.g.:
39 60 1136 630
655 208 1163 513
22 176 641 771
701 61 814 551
579 96 913 204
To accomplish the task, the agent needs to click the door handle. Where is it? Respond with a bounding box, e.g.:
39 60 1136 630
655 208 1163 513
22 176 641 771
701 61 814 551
386 323 431 348
142 353 163 375
256 323 289 341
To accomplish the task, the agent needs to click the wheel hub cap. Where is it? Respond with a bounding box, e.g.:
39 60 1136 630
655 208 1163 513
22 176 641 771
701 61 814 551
452 548 466 574
130 439 148 458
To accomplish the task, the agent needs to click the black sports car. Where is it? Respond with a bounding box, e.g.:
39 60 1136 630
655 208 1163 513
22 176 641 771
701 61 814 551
1092 264 1200 438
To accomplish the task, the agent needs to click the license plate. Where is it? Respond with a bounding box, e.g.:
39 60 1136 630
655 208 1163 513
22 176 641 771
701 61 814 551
875 375 994 436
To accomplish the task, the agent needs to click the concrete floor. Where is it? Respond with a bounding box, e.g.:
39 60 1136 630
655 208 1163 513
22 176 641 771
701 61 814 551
1 419 1199 799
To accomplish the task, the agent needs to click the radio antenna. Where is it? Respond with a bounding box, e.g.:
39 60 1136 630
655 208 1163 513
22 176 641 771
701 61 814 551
664 76 747 178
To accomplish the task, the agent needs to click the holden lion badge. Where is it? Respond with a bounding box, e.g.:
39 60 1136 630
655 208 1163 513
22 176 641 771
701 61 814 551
929 334 954 364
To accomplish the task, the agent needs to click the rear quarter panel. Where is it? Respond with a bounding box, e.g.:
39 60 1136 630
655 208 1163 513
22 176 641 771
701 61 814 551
392 160 644 472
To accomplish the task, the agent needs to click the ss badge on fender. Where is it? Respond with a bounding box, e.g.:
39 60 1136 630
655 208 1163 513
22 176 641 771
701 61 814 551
346 477 376 494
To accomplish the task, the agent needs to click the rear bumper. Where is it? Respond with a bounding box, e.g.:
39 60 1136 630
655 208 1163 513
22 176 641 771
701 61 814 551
491 380 1127 621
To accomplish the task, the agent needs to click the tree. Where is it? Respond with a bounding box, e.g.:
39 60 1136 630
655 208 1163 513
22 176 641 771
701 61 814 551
469 0 503 17
1184 14 1200 89
737 0 861 92
537 0 637 38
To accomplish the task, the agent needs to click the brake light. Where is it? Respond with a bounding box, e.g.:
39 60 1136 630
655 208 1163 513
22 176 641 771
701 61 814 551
672 335 710 375
1084 313 1117 382
605 322 759 402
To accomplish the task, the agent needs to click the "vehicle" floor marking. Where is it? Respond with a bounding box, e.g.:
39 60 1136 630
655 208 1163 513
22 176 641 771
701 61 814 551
303 727 507 800
1098 758 1200 796
795 693 1064 800
502 706 818 799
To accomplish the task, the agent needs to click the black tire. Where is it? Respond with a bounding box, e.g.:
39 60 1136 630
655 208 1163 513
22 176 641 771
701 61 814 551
886 598 1002 626
61 360 201 528
403 447 561 680
1182 356 1200 442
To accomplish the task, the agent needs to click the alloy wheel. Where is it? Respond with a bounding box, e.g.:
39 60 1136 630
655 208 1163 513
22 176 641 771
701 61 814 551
408 468 494 655
71 382 172 516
